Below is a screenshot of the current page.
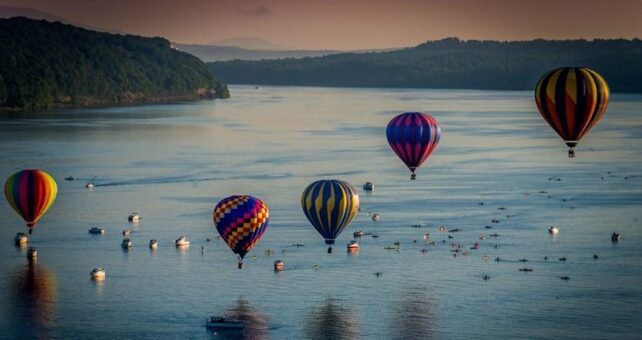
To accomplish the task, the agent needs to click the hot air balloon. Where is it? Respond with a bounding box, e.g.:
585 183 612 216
213 195 269 269
301 180 359 253
386 112 441 180
4 170 58 234
535 67 610 158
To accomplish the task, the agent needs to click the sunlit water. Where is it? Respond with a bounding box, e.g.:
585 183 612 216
1 86 641 339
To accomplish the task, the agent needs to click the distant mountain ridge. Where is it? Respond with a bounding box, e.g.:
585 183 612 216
208 38 642 93
0 17 229 111
209 37 286 50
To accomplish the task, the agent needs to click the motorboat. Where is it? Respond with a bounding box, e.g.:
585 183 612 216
27 247 38 259
438 226 447 232
89 227 105 234
491 218 499 223
519 268 533 272
91 267 106 280
347 240 360 253
470 242 480 250
353 230 366 238
274 260 284 271
85 182 94 189
175 236 190 247
64 176 75 181
128 213 140 222
122 229 130 236
611 232 621 242
206 316 245 329
121 238 132 249
548 226 560 235
363 182 375 191
371 213 380 222
14 232 28 245
149 239 158 249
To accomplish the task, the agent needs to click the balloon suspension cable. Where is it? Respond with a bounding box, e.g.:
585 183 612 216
568 147 575 158
327 246 333 254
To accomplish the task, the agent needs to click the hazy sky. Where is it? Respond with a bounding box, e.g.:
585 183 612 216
2 0 642 50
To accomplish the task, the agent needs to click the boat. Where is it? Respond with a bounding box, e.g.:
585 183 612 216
14 232 28 245
121 238 132 249
518 268 533 272
371 213 380 222
85 182 94 189
27 247 38 259
347 240 360 253
470 242 480 250
274 260 284 271
149 239 158 249
548 226 559 235
353 230 366 238
64 176 75 181
491 218 499 223
363 182 375 191
175 236 190 247
91 267 106 280
88 227 105 234
438 226 447 232
122 229 130 236
206 316 245 329
128 213 140 222
611 232 621 242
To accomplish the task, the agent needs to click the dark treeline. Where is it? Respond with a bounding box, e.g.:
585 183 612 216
208 38 642 92
0 17 229 111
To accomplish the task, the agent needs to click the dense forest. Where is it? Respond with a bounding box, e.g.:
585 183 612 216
209 38 642 93
0 17 229 111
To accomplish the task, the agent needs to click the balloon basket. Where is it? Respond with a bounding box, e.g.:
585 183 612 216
568 148 575 158
238 262 244 269
28 229 33 235
410 173 416 180
327 246 333 254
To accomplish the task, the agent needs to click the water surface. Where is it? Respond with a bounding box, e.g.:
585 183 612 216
1 86 641 339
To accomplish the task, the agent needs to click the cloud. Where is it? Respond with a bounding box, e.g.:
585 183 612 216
236 5 274 17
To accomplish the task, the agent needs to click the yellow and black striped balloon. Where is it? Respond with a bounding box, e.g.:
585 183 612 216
535 67 609 157
301 180 359 253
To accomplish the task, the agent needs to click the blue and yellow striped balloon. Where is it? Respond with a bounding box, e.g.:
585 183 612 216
301 180 359 253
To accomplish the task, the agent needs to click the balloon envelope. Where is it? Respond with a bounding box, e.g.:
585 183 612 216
4 169 58 233
535 67 609 156
213 195 269 261
301 180 359 250
386 112 441 179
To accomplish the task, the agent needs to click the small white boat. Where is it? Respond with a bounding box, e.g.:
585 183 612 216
85 182 95 189
89 227 105 234
274 260 285 271
122 229 131 236
206 317 245 329
175 236 190 247
611 232 621 242
121 238 132 249
27 247 38 259
548 226 560 235
347 240 360 253
14 232 28 245
128 213 140 222
91 267 106 280
353 230 366 238
363 182 375 191
149 239 158 249
371 213 380 222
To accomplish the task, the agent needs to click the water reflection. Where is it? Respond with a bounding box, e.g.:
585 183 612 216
390 288 437 339
208 299 269 339
8 262 58 337
304 298 359 340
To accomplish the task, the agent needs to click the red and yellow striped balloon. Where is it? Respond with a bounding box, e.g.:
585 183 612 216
535 67 609 157
4 170 58 233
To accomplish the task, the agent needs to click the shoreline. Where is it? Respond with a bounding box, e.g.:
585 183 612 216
0 92 230 113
